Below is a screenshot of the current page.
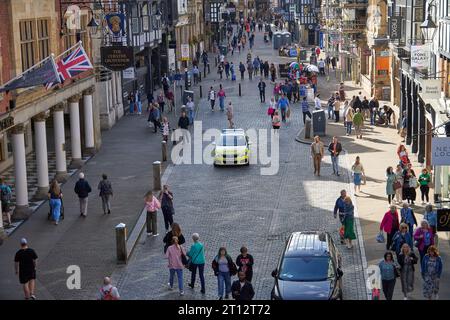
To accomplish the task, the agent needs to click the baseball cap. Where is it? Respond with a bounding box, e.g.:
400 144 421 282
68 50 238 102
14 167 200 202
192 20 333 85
20 238 27 245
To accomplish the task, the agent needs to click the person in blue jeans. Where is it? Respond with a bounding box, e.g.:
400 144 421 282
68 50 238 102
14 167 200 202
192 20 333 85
277 93 290 123
187 233 206 294
48 180 62 226
212 247 237 300
378 251 400 300
328 136 342 176
400 203 417 238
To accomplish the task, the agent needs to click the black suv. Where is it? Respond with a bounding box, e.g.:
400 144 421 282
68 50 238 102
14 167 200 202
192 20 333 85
271 231 344 300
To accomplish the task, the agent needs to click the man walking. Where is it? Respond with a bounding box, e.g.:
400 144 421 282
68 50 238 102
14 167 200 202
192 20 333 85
258 78 266 103
328 137 342 176
74 172 92 217
301 97 312 124
14 238 38 300
98 174 113 215
178 111 190 143
231 271 255 301
369 96 379 125
186 96 195 125
208 86 216 111
239 62 246 80
311 136 324 176
277 93 290 123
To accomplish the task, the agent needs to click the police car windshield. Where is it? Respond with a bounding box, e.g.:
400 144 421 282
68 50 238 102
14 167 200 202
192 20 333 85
217 135 247 147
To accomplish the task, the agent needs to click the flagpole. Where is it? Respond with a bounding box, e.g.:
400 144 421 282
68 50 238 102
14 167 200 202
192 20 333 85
53 41 82 60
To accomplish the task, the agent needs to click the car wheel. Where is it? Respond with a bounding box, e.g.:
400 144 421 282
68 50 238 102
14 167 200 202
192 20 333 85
213 163 218 167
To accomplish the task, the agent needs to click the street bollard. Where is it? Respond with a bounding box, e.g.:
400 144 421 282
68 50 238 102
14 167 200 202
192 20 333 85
180 86 183 102
215 57 218 67
116 223 127 264
204 70 207 79
153 161 162 191
200 85 203 98
304 119 312 139
239 83 242 97
199 72 202 82
162 141 167 162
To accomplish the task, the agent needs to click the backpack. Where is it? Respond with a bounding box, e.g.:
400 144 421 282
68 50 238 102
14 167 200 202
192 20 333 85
101 287 117 300
1 186 11 203
100 181 112 195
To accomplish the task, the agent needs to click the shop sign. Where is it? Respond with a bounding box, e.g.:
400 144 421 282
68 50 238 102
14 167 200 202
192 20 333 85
122 67 135 79
389 16 402 40
431 137 450 165
101 46 134 71
380 50 390 57
169 48 176 71
0 116 14 132
181 44 190 61
419 79 441 99
437 208 450 232
411 44 430 70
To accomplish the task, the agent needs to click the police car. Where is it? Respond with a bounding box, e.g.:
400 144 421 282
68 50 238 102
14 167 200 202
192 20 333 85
213 129 251 166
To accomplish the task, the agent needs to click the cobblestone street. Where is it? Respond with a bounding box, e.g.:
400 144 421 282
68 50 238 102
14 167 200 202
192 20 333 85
112 31 368 300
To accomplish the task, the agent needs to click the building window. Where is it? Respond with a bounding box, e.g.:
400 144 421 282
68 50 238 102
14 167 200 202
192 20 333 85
19 20 36 71
19 19 50 71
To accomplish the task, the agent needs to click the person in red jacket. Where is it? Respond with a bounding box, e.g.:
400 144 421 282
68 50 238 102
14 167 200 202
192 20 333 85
380 205 400 251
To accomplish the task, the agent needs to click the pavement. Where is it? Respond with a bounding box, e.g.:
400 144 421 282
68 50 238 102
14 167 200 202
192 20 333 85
111 29 367 300
297 77 450 300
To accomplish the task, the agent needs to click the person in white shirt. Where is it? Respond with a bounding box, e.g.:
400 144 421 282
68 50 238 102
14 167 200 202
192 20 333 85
208 87 216 111
318 59 325 75
98 277 120 300
314 94 322 110
186 97 195 125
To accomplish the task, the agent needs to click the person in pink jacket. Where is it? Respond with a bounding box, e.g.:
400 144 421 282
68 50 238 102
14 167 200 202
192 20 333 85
144 191 161 236
414 220 435 264
380 205 400 251
166 236 186 295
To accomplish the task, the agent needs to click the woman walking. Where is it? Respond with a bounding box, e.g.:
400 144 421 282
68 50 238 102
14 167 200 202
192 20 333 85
212 247 237 300
187 233 206 294
351 156 365 194
157 91 166 114
397 144 410 167
98 174 113 215
422 245 442 300
394 165 404 204
403 165 417 205
343 196 357 249
48 180 63 226
386 166 396 204
226 102 234 129
418 168 431 204
218 85 226 112
414 220 435 264
273 83 281 101
272 110 281 132
353 108 364 139
398 244 418 300
378 251 400 300
236 247 254 282
270 63 277 83
345 106 354 136
161 117 170 142
390 223 414 259
159 185 175 232
144 191 161 236
163 222 185 253
380 205 400 251
165 236 186 296
267 97 276 119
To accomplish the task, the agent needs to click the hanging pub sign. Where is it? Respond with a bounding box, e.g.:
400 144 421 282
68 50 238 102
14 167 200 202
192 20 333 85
101 46 134 71
411 44 430 70
431 137 450 166
105 13 125 36
419 79 441 99
437 208 450 232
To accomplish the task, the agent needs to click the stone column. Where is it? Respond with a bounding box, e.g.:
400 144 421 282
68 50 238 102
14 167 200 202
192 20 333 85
11 124 31 219
33 112 50 199
68 94 83 168
53 103 68 182
82 87 96 155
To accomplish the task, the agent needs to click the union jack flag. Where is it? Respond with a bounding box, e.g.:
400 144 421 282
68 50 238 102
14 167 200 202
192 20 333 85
46 43 93 89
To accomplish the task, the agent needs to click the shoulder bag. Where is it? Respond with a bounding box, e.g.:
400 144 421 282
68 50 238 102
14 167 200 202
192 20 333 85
186 246 203 272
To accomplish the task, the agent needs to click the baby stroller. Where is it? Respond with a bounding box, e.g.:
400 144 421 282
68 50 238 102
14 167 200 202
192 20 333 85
47 198 65 221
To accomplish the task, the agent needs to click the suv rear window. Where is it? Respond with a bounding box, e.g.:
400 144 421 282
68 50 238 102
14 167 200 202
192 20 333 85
279 256 334 281
217 135 247 146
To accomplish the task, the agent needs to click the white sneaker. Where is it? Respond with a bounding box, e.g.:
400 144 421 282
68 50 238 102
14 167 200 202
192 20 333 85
179 291 184 296
153 233 159 237
168 283 173 290
403 296 408 300
147 233 153 236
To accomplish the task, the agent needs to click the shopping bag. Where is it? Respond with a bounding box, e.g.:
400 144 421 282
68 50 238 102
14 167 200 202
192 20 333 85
376 231 385 243
371 288 380 300
339 226 345 238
